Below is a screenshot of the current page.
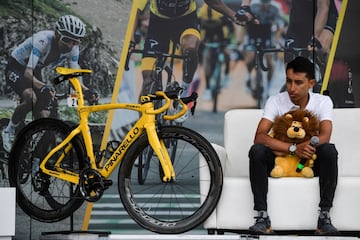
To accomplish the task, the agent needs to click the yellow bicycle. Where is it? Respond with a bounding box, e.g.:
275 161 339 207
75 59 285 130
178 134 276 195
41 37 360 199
8 67 223 234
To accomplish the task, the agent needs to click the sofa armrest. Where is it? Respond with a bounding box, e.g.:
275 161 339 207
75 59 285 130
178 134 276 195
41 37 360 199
210 143 227 173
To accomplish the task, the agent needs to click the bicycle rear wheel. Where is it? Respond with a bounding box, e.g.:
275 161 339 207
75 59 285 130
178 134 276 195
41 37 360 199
118 126 223 234
8 118 86 222
254 68 264 109
0 118 10 187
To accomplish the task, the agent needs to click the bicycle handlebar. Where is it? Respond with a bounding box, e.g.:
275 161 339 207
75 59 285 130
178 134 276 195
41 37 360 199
143 88 198 120
257 46 312 71
125 47 184 71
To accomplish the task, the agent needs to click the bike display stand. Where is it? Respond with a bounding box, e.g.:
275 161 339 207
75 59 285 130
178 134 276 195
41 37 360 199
40 212 111 240
39 186 111 240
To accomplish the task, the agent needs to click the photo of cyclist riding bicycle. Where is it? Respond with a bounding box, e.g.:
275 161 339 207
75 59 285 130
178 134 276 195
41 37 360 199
234 0 359 109
0 1 128 166
125 0 359 113
2 0 360 239
0 1 131 238
0 2 127 197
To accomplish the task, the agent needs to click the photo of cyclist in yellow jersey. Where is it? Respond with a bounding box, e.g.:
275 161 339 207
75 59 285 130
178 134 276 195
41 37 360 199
136 0 248 122
198 3 234 101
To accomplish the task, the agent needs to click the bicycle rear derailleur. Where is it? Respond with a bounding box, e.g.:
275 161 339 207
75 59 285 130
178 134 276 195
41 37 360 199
79 168 113 202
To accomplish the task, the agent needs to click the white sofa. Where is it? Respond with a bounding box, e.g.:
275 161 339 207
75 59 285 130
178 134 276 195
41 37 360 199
201 108 360 235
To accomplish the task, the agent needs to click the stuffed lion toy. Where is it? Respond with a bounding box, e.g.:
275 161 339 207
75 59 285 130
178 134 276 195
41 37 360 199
270 109 320 178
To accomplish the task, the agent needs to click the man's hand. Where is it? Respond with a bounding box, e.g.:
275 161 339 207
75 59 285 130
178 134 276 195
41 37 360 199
308 36 323 51
296 141 316 160
234 6 259 26
308 36 327 66
40 85 55 99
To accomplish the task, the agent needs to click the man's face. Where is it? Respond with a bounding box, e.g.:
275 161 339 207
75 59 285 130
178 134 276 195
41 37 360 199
285 68 315 104
57 33 80 53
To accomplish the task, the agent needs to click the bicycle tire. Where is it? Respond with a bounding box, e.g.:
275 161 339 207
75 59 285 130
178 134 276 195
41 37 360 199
0 118 10 187
254 68 264 109
118 126 223 234
8 118 86 222
212 61 222 113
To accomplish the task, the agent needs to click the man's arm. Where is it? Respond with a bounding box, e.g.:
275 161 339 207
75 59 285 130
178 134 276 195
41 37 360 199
295 119 332 160
314 0 330 39
23 67 46 89
254 117 332 158
254 118 293 155
204 0 236 20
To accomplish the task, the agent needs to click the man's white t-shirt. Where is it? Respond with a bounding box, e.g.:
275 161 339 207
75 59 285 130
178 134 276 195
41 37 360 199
263 91 333 122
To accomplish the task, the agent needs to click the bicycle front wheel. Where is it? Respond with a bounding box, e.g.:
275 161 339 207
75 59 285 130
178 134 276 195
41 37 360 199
118 126 223 234
8 118 86 222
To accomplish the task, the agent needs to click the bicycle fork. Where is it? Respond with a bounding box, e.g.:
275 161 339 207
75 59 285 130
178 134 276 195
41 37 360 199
144 122 175 182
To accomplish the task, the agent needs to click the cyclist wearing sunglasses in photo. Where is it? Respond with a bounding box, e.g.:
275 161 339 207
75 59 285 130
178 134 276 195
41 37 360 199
3 15 98 152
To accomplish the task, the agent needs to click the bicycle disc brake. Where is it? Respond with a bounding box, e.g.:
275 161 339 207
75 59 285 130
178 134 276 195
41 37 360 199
79 168 112 202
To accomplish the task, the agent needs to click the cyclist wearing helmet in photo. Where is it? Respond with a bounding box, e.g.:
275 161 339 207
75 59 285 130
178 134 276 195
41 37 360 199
3 15 97 152
242 0 284 99
136 0 248 122
198 3 234 101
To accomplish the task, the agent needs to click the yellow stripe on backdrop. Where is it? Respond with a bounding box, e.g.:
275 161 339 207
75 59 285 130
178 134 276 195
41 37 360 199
321 0 348 94
82 0 139 230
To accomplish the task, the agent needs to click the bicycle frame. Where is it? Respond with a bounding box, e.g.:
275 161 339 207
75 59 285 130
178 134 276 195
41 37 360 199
39 67 188 185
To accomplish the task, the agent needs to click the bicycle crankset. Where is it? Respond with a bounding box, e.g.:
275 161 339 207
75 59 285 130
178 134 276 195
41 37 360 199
79 168 113 202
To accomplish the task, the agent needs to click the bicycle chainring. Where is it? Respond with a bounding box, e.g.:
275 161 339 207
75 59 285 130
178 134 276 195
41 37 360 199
79 168 112 202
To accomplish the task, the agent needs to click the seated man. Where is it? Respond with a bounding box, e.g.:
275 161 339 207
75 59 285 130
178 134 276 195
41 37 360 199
248 56 339 235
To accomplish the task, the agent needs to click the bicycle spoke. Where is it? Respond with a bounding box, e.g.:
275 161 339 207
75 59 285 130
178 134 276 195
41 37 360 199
119 126 222 234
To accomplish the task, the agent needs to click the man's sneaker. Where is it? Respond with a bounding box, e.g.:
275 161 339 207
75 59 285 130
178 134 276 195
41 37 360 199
315 211 339 235
2 129 14 152
249 211 274 234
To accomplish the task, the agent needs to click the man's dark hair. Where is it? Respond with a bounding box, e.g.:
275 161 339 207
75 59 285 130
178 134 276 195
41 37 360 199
286 56 315 80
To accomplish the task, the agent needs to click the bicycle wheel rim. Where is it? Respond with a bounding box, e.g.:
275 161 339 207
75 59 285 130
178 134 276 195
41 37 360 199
8 119 85 222
118 126 223 234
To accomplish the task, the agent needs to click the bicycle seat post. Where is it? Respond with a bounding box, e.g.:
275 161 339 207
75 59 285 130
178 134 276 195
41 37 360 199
68 77 85 108
68 75 96 165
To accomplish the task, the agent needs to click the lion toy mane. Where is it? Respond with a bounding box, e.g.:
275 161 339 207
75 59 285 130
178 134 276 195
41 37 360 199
270 109 320 178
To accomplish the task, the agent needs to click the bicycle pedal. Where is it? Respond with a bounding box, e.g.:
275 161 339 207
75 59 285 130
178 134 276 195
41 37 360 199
103 179 113 188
